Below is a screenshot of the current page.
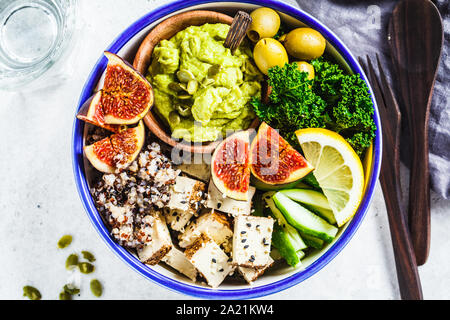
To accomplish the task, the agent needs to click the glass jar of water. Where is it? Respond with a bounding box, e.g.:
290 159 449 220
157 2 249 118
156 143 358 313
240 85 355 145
0 0 77 91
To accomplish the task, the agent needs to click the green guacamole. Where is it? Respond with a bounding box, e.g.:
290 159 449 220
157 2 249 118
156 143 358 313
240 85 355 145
146 23 263 142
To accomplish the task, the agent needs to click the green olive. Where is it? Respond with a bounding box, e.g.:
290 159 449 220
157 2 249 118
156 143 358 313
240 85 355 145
294 61 315 81
253 38 289 75
247 7 281 42
284 28 326 60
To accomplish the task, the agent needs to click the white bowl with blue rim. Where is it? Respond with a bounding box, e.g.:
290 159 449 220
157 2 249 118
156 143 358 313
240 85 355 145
72 0 382 299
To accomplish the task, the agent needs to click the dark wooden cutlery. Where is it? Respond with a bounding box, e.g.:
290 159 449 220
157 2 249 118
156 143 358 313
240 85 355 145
359 55 423 300
387 0 444 266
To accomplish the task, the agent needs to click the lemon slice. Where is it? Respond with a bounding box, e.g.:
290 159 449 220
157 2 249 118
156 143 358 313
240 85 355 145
295 128 365 227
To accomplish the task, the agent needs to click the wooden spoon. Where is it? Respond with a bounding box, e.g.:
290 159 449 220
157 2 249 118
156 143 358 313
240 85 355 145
388 0 444 265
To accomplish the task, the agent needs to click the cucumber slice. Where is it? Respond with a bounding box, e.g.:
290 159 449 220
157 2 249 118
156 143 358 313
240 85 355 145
264 192 307 267
281 189 337 225
263 192 307 251
263 192 286 225
301 203 337 226
281 189 331 210
272 224 302 267
273 192 338 243
300 232 324 249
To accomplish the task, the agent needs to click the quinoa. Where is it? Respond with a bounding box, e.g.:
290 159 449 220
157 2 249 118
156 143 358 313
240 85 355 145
91 142 180 248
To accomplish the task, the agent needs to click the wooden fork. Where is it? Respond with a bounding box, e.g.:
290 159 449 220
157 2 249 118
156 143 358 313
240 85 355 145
359 54 423 300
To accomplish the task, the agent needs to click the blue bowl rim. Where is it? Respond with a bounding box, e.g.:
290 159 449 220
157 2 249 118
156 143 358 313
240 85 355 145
72 0 382 300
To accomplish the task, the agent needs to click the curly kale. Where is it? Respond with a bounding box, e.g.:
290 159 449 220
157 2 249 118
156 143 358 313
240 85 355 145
252 59 376 157
311 58 376 156
251 63 326 147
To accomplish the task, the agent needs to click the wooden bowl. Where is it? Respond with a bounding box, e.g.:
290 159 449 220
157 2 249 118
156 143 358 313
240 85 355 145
133 10 259 154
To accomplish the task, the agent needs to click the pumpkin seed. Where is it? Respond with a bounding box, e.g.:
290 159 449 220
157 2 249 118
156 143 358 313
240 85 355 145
81 251 96 262
78 262 95 274
23 286 41 300
90 279 103 297
59 291 72 300
208 64 221 77
186 80 198 95
177 69 195 83
169 111 181 125
176 105 192 118
57 235 72 249
63 284 80 295
177 94 192 100
65 254 79 270
201 78 215 87
168 82 185 93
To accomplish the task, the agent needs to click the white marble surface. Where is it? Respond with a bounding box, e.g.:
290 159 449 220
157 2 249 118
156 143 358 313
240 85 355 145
1 0 449 300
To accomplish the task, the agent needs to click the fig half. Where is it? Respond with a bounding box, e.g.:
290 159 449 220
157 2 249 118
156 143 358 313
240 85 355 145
250 122 314 185
102 52 153 125
84 120 145 173
211 130 251 201
78 52 153 128
76 91 125 133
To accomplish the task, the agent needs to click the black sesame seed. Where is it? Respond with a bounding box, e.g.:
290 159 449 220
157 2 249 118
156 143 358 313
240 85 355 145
219 268 224 272
227 257 232 262
246 223 251 227
217 202 222 209
241 239 247 243
241 231 246 234
212 258 216 263
180 200 187 204
244 245 249 249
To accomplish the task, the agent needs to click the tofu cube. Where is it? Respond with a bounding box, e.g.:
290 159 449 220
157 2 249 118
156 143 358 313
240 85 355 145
238 257 275 284
185 234 234 288
164 208 193 232
161 247 197 281
165 176 206 231
205 179 256 217
178 210 233 253
232 215 274 268
174 160 211 183
137 213 172 265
